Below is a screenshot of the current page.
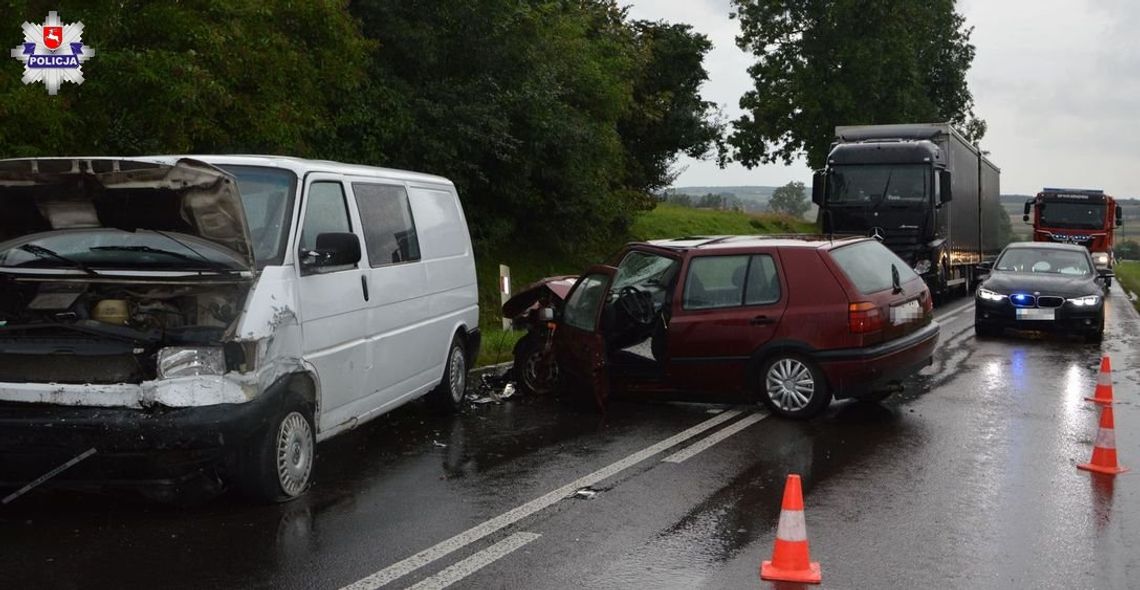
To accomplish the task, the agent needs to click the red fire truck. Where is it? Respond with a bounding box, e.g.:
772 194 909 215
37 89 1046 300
1023 188 1123 274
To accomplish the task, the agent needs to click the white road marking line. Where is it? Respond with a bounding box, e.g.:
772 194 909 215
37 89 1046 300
2 448 96 504
339 409 745 590
662 412 768 463
404 532 541 590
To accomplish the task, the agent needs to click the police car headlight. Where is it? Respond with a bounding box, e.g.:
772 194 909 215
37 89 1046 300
1068 295 1100 307
913 259 932 274
977 288 1006 302
157 347 225 379
1092 252 1110 267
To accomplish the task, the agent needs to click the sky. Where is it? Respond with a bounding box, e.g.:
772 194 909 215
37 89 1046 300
624 0 1140 197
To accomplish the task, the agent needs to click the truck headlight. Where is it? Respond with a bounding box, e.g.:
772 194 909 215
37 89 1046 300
977 288 1006 302
913 259 932 274
157 347 226 379
1092 252 1110 267
1068 295 1100 307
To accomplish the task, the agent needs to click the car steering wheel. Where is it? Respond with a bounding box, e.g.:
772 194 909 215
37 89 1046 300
617 286 655 326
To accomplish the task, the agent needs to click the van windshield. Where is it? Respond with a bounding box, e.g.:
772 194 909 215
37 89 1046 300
218 165 297 268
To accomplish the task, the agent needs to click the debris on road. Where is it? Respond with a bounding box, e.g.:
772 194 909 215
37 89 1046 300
573 488 598 500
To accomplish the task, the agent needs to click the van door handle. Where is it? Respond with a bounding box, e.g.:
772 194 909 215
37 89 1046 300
361 276 370 302
750 315 774 326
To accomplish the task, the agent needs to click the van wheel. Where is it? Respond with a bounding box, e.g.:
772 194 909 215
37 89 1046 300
428 336 467 412
238 394 315 503
758 355 830 419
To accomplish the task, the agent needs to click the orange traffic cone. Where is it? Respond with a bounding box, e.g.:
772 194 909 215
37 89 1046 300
1085 356 1115 405
760 474 822 584
1078 405 1128 475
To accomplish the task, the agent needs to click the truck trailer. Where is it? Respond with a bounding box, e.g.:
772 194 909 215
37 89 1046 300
812 122 1002 296
1023 188 1123 273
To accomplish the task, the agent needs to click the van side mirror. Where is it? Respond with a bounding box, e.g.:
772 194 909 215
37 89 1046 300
811 170 826 206
938 170 952 204
303 232 362 269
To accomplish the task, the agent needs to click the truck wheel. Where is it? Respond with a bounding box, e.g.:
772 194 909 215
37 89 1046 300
758 355 831 419
238 394 315 503
428 336 468 412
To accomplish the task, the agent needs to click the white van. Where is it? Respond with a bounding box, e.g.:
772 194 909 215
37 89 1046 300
0 156 480 501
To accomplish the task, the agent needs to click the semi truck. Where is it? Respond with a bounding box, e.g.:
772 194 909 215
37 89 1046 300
812 122 1002 296
1023 188 1123 273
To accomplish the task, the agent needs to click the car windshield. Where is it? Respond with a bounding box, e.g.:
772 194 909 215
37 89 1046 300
613 250 680 290
217 165 297 267
995 247 1092 275
829 164 929 205
1039 201 1106 230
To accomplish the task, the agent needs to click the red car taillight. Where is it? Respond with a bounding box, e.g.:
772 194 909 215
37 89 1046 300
849 302 883 334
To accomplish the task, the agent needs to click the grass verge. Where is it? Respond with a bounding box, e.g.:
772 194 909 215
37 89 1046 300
1114 260 1140 311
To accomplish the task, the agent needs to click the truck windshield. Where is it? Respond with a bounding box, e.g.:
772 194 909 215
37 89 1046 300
829 165 929 205
1039 201 1106 230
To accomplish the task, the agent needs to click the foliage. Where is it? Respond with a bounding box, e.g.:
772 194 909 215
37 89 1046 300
768 180 810 218
1116 240 1140 261
0 1 722 255
728 0 984 169
0 0 371 156
343 0 723 250
619 21 724 194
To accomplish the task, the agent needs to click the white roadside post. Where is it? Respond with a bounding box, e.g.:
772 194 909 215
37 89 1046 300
500 264 512 330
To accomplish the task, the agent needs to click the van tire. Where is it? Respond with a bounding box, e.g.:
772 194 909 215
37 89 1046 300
237 393 315 503
428 336 467 412
757 354 831 419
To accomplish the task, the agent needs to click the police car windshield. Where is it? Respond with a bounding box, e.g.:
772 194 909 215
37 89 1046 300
995 248 1092 275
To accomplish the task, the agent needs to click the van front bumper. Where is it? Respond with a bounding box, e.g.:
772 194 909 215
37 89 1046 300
0 389 281 499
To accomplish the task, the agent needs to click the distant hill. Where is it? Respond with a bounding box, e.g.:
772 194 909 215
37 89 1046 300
666 186 780 205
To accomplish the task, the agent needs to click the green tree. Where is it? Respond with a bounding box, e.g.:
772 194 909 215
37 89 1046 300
0 1 372 157
769 181 810 218
728 0 984 169
619 21 724 195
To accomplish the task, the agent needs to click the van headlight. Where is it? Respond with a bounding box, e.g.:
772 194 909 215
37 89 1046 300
977 288 1006 301
913 259 932 274
1068 295 1100 307
1092 252 1110 267
157 347 226 379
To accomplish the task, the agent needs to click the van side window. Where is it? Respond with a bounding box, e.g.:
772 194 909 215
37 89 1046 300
744 255 781 305
352 183 421 266
300 182 351 252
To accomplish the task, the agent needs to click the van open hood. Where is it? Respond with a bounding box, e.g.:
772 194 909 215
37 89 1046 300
0 157 254 270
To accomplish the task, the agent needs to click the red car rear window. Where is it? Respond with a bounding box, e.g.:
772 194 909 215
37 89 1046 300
829 241 918 294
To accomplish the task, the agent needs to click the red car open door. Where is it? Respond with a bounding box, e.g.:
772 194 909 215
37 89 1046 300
553 265 617 411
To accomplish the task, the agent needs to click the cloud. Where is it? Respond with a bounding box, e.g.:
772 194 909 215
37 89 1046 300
628 0 1140 196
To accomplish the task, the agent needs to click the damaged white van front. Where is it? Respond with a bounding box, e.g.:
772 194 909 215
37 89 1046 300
0 157 480 502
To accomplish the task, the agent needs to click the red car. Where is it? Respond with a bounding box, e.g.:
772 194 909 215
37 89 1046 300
548 235 939 418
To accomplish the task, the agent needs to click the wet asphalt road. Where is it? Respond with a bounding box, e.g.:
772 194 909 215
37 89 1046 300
3 289 1140 589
